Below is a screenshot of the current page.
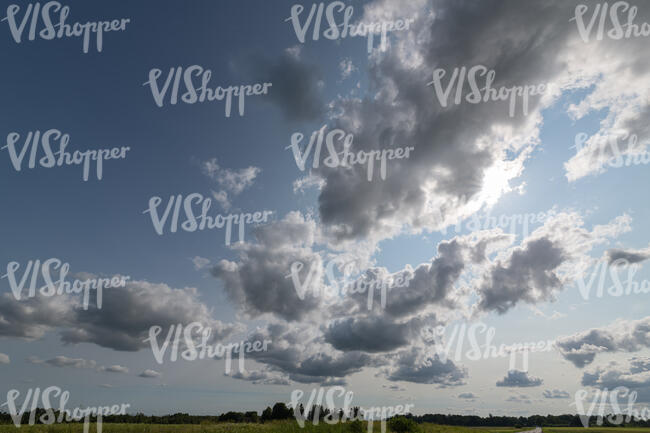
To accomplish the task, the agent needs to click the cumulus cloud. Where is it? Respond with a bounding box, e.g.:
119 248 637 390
581 357 650 402
211 212 323 322
139 369 161 378
0 293 72 340
543 389 570 399
475 212 631 315
0 279 240 352
557 317 650 367
383 348 467 386
324 315 423 353
496 370 543 387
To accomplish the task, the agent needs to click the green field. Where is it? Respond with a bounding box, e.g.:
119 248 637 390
1 423 649 433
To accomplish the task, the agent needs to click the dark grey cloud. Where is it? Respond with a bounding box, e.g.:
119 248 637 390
0 280 240 352
477 238 566 314
310 0 584 244
458 392 478 400
0 293 71 340
236 47 324 122
383 348 467 386
606 247 650 266
324 315 422 353
211 212 322 322
496 370 543 387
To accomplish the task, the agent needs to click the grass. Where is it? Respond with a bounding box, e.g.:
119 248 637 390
1 423 650 433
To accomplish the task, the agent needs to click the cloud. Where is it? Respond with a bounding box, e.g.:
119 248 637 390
506 393 532 404
581 357 650 402
496 370 543 387
543 389 570 399
475 212 631 315
0 279 241 352
201 158 261 196
99 384 113 388
531 307 566 320
200 158 261 210
98 365 129 374
0 293 73 340
234 323 377 385
138 369 161 378
191 256 211 270
0 353 9 364
383 348 467 386
324 315 423 353
28 355 97 370
211 212 323 322
384 384 406 392
293 173 325 194
235 50 324 122
605 246 650 266
230 369 291 386
458 392 478 400
339 58 358 80
557 317 650 368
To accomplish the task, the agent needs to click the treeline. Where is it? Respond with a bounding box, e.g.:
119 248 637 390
408 413 650 428
3 403 650 427
0 402 294 425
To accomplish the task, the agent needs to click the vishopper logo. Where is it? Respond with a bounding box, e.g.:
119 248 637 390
2 2 130 53
286 2 415 54
1 258 130 310
1 386 130 428
427 65 554 118
572 132 650 169
571 2 650 43
286 126 414 182
142 193 273 246
421 322 555 371
575 257 650 301
572 386 647 427
290 386 414 432
143 65 272 117
143 322 271 375
2 129 130 181
286 257 412 310
437 208 557 239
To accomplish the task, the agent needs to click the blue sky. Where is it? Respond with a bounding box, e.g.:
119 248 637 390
2 0 650 418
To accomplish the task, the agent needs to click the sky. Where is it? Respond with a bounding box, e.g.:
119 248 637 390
1 0 650 419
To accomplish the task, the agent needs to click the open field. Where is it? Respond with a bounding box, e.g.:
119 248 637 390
1 424 650 433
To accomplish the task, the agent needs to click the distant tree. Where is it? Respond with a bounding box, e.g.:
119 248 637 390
271 402 292 420
261 407 273 422
244 411 259 423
